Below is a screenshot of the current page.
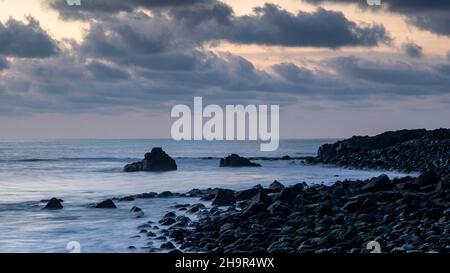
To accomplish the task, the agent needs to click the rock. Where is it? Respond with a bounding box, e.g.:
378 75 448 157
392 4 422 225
130 206 142 212
315 129 450 175
119 196 135 202
267 201 290 214
44 197 63 209
159 217 176 226
422 208 443 220
341 201 360 213
164 212 176 218
235 188 261 201
219 154 261 167
131 206 144 217
278 187 297 203
160 242 176 250
415 171 439 186
159 191 174 198
123 162 143 172
124 147 177 172
212 189 236 206
95 199 116 208
360 174 391 192
317 204 333 217
269 180 285 191
133 192 158 199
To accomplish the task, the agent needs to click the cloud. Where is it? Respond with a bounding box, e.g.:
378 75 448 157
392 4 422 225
329 56 450 93
51 1 390 49
0 1 446 117
304 0 450 36
218 4 390 48
87 61 130 81
46 0 208 20
0 17 59 58
403 42 423 58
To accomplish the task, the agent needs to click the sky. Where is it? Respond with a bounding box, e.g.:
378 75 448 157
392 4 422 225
0 0 449 139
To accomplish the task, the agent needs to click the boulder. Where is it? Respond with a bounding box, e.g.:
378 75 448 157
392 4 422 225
235 188 261 201
219 154 261 167
130 206 144 217
124 147 177 172
360 174 392 192
95 199 117 208
44 197 63 209
341 201 360 213
269 180 285 191
212 189 236 206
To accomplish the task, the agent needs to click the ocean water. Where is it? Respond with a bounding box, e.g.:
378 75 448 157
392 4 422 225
0 139 409 253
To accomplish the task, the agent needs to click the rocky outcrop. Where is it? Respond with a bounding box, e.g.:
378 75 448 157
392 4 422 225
165 173 450 253
95 199 117 208
314 128 450 175
124 147 177 172
219 154 261 167
44 197 63 209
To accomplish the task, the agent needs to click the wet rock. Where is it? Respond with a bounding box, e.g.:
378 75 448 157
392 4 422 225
269 180 285 191
161 242 176 250
341 201 359 213
124 147 177 172
219 154 261 167
360 175 391 192
44 198 63 209
131 206 144 217
159 217 176 226
95 199 116 209
235 188 261 201
212 189 236 206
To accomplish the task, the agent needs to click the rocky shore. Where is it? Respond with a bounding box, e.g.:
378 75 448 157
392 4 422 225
153 172 449 253
137 128 449 253
311 128 449 175
41 129 450 253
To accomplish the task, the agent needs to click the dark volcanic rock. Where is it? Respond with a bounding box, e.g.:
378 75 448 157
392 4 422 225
360 174 392 192
235 188 261 201
314 129 450 175
220 154 261 167
44 197 63 209
124 147 177 172
95 199 117 209
269 180 285 191
212 189 236 206
166 172 450 254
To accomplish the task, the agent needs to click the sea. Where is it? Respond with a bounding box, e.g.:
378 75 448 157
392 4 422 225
0 139 409 253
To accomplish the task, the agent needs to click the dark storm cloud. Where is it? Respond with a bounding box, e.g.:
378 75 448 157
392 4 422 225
51 1 390 48
403 42 423 58
220 4 389 48
329 56 450 92
0 1 446 115
0 17 59 58
304 0 450 36
47 0 208 20
87 61 130 81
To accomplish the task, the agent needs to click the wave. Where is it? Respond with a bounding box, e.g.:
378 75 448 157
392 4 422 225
0 157 141 163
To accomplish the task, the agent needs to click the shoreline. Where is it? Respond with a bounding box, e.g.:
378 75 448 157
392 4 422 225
142 171 448 253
